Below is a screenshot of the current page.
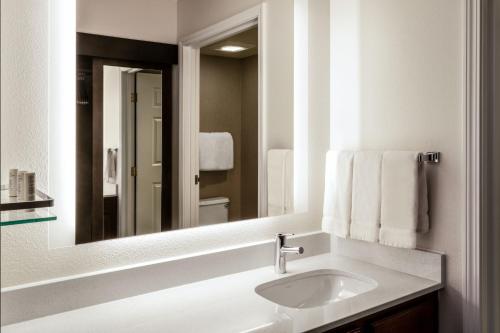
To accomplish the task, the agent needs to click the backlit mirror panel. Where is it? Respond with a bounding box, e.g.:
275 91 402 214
71 0 296 243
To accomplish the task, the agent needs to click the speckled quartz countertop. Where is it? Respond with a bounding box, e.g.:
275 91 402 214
1 254 442 333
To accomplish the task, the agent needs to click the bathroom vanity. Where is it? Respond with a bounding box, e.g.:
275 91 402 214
319 293 438 333
1 237 443 333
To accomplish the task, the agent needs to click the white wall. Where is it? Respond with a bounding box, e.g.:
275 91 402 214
77 0 178 44
331 0 465 332
0 0 49 189
308 0 330 221
0 0 328 288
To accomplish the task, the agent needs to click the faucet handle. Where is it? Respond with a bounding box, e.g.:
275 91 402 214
275 233 294 244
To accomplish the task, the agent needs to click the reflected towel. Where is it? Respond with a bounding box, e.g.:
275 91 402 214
105 148 117 184
267 149 293 216
199 132 234 171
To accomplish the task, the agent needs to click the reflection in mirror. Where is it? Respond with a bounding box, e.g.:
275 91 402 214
71 0 295 244
102 66 164 237
199 27 260 224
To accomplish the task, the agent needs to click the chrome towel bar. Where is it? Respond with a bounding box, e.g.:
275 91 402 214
418 152 440 164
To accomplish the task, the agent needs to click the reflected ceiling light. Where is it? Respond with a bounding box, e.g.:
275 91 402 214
218 45 247 53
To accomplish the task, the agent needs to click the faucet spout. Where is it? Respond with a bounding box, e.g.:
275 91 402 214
274 233 304 274
280 246 304 254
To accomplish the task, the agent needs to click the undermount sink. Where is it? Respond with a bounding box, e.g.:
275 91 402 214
255 269 377 309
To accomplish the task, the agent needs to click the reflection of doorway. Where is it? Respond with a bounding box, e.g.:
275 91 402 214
198 27 259 223
102 65 167 238
75 32 177 244
179 6 264 229
135 72 163 234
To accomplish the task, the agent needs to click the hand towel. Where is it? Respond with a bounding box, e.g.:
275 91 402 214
350 151 382 242
199 132 234 171
322 150 354 238
267 149 294 216
379 151 429 249
417 166 430 233
105 148 117 184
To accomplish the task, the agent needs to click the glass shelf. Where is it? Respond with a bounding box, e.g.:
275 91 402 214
1 187 54 211
1 208 57 226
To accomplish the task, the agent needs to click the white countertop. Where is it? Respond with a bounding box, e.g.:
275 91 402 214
1 254 442 333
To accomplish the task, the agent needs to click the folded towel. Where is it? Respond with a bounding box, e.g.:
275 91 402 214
379 151 429 249
322 150 354 238
105 148 117 184
199 132 234 171
350 151 382 242
267 149 294 216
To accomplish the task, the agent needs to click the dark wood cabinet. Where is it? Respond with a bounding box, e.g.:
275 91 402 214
103 195 118 240
311 292 438 333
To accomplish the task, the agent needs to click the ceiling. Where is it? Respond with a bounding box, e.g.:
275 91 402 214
201 27 258 59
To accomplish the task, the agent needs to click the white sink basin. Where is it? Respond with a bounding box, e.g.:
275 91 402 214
255 269 377 309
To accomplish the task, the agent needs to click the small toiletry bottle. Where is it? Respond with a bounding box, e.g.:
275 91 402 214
17 171 26 200
25 172 36 201
25 172 36 212
9 169 18 197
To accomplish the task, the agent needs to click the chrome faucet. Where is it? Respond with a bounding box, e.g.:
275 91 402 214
274 233 304 274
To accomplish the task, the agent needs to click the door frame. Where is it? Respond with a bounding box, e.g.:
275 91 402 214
463 0 500 331
178 5 266 228
119 70 137 237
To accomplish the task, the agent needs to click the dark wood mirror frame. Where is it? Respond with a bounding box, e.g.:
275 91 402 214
76 33 178 244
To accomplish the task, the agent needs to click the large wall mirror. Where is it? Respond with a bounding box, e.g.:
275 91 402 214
68 0 298 244
0 0 305 247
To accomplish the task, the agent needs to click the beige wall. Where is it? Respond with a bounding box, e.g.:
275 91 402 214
331 0 465 332
241 55 259 219
199 55 243 220
77 0 177 43
199 55 258 221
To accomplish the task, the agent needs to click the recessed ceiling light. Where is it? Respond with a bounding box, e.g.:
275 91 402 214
218 45 247 53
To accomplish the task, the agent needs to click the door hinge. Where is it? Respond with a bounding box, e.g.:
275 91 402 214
131 166 137 177
130 92 137 103
194 174 200 185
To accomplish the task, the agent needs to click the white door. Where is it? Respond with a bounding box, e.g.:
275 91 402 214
136 72 162 234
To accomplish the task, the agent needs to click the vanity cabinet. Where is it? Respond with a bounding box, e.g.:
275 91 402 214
317 292 438 333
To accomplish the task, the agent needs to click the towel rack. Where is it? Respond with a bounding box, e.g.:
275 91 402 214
418 152 440 164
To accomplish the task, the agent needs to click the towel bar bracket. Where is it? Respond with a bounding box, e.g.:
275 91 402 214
418 152 440 164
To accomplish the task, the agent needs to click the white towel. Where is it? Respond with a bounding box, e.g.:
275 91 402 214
350 151 382 242
322 150 354 238
105 148 117 184
267 149 294 216
379 151 429 249
199 132 234 171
